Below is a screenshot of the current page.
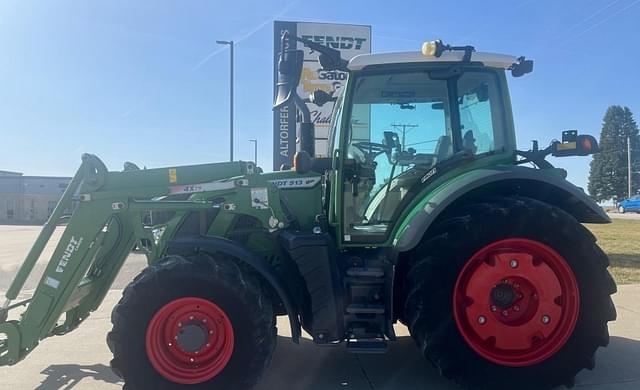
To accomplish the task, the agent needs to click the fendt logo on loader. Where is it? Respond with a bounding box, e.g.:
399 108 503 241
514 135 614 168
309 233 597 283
55 236 84 273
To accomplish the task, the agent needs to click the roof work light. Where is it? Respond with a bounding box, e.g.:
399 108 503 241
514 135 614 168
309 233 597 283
421 40 445 57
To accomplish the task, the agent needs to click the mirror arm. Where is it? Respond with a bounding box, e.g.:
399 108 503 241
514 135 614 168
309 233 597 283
292 94 311 123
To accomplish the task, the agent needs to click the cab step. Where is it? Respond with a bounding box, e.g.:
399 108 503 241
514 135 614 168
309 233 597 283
346 267 384 278
346 303 385 314
346 339 388 354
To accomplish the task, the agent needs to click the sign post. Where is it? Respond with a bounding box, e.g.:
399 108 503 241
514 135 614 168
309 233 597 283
273 21 371 170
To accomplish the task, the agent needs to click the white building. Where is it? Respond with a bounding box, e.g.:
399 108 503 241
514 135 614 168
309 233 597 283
0 172 71 224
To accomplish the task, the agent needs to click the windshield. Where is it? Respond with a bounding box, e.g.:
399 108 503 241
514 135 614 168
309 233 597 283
342 68 506 238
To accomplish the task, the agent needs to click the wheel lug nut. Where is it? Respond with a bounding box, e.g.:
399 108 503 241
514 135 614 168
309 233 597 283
513 283 519 288
478 316 487 325
209 330 214 335
490 305 497 312
190 358 195 363
168 342 172 346
189 316 194 320
510 259 518 268
202 319 207 323
542 315 551 324
513 305 520 312
502 310 509 317
177 322 182 327
206 343 211 348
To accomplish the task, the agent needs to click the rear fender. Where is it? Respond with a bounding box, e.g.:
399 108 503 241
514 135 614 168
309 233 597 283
166 237 302 343
393 166 609 253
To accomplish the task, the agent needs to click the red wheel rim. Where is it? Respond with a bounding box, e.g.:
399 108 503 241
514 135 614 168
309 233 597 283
145 297 234 384
453 238 580 367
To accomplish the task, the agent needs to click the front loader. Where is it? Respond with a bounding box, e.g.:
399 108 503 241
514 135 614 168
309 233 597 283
1 36 616 390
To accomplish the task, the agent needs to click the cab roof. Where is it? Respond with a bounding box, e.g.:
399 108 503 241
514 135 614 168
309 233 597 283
347 50 520 71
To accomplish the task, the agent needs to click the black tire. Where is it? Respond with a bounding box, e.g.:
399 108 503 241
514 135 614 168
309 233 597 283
402 196 617 389
107 253 277 390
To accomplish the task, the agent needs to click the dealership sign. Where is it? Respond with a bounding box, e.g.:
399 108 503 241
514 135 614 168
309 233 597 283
273 21 371 170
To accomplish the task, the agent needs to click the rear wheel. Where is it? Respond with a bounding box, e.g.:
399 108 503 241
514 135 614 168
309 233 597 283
402 196 617 389
107 253 277 389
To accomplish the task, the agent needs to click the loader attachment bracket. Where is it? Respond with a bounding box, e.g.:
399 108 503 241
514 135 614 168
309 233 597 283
0 322 22 366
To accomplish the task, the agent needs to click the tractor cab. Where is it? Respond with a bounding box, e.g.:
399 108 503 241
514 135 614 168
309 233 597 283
276 36 598 247
331 47 524 243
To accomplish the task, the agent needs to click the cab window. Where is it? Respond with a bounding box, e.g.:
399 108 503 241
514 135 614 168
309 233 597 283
341 69 506 241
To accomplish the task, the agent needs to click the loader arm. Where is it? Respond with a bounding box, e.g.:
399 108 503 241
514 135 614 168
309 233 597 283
0 154 254 366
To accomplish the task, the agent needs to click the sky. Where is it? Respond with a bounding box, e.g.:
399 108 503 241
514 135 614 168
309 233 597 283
1 0 639 190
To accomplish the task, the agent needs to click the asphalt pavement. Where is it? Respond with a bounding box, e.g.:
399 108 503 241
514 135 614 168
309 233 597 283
1 225 639 389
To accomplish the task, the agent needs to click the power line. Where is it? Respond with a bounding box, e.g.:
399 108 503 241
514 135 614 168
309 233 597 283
390 123 419 150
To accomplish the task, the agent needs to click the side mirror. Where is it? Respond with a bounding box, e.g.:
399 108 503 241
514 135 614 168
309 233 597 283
273 32 304 109
309 89 334 107
297 36 349 72
511 56 534 77
551 130 599 157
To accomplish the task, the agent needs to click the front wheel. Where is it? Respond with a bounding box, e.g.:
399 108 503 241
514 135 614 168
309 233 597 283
403 196 617 389
107 253 277 389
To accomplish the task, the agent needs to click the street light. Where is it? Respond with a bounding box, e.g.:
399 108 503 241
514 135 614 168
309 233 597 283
248 139 258 166
216 40 234 161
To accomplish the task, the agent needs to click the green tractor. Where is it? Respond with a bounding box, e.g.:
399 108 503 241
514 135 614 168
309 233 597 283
0 35 616 389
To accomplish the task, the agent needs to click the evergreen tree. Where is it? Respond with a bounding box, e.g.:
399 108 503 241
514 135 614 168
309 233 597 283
588 106 640 202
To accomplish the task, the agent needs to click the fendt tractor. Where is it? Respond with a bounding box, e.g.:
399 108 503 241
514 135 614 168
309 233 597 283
0 35 616 390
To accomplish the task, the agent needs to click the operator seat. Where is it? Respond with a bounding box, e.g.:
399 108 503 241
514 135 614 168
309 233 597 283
433 135 452 164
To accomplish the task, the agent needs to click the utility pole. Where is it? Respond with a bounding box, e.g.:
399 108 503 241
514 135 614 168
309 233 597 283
391 123 419 173
628 135 632 198
390 123 419 151
216 40 234 161
249 139 258 166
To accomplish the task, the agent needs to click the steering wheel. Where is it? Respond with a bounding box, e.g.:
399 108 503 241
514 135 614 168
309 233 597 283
352 141 391 156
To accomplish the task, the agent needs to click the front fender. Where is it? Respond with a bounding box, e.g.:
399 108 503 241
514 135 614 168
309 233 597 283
393 165 609 252
166 236 302 343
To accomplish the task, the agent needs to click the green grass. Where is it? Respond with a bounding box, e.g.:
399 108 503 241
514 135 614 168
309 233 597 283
585 219 640 285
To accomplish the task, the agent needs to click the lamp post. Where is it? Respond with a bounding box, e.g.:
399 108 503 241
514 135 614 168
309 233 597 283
249 139 258 166
216 40 234 161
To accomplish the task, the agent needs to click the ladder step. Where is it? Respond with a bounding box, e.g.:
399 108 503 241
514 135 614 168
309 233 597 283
346 304 385 314
345 277 384 285
346 339 388 354
346 267 384 278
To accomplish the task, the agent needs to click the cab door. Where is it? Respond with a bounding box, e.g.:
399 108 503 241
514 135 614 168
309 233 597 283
336 68 508 246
